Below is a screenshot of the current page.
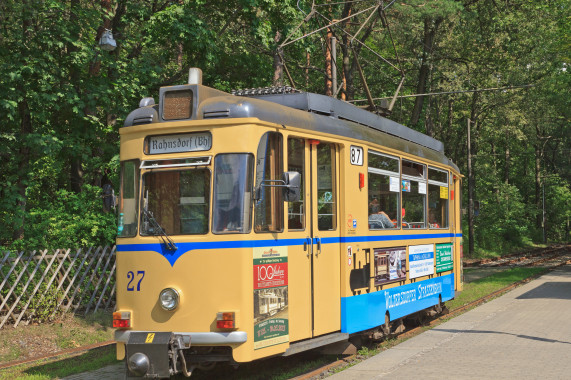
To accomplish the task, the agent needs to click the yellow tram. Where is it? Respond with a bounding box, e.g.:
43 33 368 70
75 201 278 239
114 68 462 378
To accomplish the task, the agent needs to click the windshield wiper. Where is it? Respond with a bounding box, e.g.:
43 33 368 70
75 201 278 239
142 208 178 251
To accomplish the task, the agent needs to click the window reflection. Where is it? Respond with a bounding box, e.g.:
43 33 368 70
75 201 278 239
142 169 210 235
288 138 305 230
213 154 254 233
317 142 336 231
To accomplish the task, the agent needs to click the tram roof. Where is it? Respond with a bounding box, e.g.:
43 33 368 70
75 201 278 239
236 90 444 154
124 84 459 172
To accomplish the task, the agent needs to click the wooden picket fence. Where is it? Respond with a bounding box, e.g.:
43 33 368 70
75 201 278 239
0 246 116 329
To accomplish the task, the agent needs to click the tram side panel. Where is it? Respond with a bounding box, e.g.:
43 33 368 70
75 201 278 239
338 144 457 335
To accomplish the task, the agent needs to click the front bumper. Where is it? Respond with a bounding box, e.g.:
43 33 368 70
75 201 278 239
115 330 248 345
115 330 248 378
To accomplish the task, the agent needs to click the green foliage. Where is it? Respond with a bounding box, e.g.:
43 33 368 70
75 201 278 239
475 184 529 251
0 0 568 252
12 185 117 251
28 283 64 323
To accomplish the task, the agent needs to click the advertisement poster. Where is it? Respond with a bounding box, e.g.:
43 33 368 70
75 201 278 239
408 244 435 279
401 180 411 192
253 247 289 349
374 247 407 286
436 243 453 272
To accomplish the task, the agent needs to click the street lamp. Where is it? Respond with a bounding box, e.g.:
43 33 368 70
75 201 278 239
99 29 116 51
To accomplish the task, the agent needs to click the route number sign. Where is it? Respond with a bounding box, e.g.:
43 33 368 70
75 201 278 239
350 146 363 166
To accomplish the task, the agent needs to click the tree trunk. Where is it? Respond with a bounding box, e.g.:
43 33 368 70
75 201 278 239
13 97 32 241
410 17 442 127
273 31 283 87
467 92 479 257
324 28 333 96
341 3 353 100
305 51 310 89
467 118 475 257
13 2 32 241
70 0 113 193
504 130 510 184
534 140 542 230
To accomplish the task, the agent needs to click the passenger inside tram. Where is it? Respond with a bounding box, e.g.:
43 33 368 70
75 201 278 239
368 198 396 229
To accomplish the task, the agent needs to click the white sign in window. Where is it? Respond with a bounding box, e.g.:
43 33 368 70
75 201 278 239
390 176 400 192
148 132 211 154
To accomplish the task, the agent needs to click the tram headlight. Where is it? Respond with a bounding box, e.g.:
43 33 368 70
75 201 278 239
159 288 179 311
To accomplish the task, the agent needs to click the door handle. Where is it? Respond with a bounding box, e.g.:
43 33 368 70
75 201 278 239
315 237 322 256
304 237 312 257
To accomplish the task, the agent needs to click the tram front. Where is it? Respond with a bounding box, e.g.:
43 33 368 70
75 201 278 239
113 74 300 378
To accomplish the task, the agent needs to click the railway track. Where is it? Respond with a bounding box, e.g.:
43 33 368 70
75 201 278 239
464 244 570 268
1 245 569 378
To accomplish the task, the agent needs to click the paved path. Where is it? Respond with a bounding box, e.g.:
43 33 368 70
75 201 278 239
329 265 571 379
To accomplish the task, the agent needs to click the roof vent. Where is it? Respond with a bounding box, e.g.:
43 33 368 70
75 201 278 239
188 68 202 85
232 86 300 96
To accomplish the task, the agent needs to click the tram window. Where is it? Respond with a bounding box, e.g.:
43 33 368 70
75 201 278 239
254 133 284 233
428 167 449 229
287 138 305 230
118 160 139 237
317 142 336 231
401 160 427 229
212 154 254 234
368 151 399 230
142 168 211 235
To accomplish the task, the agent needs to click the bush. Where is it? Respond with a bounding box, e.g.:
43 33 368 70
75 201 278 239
12 185 117 251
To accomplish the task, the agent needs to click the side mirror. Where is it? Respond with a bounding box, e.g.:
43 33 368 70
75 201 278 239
282 171 301 202
102 184 116 213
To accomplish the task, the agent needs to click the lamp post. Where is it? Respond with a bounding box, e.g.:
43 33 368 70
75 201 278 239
99 29 116 51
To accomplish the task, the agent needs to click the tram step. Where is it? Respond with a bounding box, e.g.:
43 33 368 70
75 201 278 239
283 332 349 356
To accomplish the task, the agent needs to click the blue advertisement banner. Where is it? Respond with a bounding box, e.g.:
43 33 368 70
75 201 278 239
341 274 454 334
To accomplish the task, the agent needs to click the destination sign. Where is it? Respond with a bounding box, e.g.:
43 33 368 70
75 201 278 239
148 132 211 154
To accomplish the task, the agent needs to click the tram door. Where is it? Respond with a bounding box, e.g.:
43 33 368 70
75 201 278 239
286 137 340 342
309 140 341 337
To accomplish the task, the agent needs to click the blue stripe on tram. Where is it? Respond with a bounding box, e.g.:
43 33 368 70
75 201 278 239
117 233 463 267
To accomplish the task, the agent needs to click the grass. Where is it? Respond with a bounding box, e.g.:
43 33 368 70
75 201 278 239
465 241 548 260
446 266 548 310
0 312 113 363
0 346 117 380
0 311 117 379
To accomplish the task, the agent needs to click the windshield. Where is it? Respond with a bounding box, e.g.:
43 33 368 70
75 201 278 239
141 168 210 235
213 154 254 233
